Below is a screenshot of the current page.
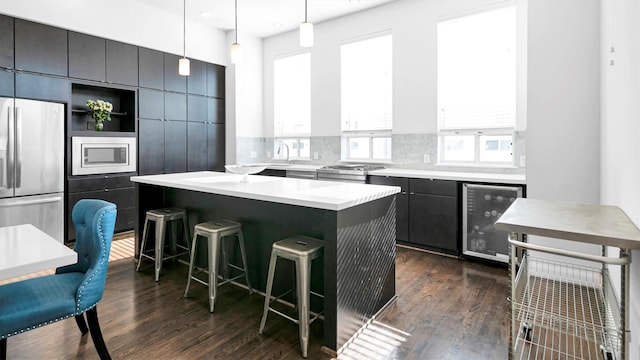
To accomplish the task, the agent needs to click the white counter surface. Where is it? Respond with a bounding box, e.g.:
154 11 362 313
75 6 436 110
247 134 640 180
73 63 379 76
131 171 400 211
495 198 640 249
369 168 526 184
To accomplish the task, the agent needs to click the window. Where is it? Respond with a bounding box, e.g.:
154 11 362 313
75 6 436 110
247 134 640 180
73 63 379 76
341 33 392 161
274 52 310 159
437 5 516 164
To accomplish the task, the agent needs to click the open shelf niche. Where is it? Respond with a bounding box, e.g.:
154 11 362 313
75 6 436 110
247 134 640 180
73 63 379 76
71 83 136 134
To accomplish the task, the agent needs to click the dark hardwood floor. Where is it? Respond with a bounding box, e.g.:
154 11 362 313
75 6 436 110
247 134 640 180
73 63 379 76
2 244 509 359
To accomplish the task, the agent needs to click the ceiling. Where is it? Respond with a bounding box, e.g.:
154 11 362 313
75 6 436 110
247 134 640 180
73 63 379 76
134 0 399 38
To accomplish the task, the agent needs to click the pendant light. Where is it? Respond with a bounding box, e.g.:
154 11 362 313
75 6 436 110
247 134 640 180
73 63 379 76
299 0 314 47
230 0 243 64
179 0 190 76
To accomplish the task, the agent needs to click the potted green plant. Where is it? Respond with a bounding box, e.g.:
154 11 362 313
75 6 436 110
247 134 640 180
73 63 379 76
86 99 113 131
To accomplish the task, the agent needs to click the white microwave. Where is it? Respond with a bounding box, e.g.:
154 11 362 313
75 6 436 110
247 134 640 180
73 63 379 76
72 136 137 175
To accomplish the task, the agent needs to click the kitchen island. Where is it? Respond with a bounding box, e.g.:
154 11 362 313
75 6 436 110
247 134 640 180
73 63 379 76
130 171 400 352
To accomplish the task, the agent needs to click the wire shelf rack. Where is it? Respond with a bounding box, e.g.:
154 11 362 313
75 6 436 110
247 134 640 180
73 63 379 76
512 255 621 360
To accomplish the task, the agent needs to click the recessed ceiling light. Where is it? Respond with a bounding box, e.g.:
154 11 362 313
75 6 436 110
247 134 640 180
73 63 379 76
200 11 211 18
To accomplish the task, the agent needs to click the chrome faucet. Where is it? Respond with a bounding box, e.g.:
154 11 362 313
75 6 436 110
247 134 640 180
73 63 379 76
277 143 290 164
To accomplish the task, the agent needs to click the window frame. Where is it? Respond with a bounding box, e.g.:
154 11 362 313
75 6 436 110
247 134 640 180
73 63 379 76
273 51 311 159
340 31 393 161
436 4 517 166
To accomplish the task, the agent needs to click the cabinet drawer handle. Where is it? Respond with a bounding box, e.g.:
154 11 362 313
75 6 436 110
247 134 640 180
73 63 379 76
409 192 414 195
401 191 407 195
104 189 109 192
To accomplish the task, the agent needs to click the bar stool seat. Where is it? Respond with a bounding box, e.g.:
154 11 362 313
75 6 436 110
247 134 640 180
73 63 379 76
259 236 324 358
136 207 190 282
184 219 253 313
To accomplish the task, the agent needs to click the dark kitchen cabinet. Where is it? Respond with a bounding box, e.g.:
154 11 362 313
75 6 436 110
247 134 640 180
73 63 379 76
164 121 187 173
68 32 106 82
206 63 225 98
15 73 69 102
368 175 409 242
207 123 225 172
138 118 165 175
67 174 136 241
14 19 67 76
409 179 459 255
0 71 13 97
164 53 186 93
0 15 14 69
188 95 207 121
187 59 207 96
139 89 164 120
106 40 138 86
208 98 225 124
188 122 208 171
139 47 164 90
164 92 187 121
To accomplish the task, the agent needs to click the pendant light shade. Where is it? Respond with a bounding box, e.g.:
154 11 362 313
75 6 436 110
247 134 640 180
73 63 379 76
179 58 190 76
230 43 243 64
179 0 190 76
299 0 313 47
299 22 314 47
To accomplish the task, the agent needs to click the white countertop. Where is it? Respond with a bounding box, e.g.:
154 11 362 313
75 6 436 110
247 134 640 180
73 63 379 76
495 198 640 249
0 224 78 281
369 168 526 184
131 171 400 211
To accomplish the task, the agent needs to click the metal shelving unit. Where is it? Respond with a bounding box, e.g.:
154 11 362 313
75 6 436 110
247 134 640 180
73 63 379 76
495 198 640 360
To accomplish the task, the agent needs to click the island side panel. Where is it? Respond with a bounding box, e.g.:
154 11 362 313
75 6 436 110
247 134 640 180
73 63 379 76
334 195 397 350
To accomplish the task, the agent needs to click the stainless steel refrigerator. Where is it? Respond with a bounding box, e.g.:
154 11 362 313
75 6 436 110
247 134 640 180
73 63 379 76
0 97 64 242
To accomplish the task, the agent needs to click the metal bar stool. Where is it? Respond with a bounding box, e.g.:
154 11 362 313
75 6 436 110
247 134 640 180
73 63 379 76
136 208 190 282
184 219 253 312
259 236 324 358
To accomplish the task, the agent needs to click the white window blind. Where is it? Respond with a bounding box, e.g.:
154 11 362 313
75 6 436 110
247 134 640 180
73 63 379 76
274 52 311 136
437 6 516 130
341 33 392 131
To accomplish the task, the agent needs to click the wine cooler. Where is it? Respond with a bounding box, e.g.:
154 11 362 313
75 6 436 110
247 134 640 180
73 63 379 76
462 183 523 263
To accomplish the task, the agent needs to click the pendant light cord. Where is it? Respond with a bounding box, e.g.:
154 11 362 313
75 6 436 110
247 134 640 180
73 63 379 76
235 0 238 43
305 0 308 23
183 0 186 58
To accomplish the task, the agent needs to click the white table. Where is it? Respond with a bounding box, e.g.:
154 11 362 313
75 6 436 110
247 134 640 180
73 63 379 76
0 224 77 281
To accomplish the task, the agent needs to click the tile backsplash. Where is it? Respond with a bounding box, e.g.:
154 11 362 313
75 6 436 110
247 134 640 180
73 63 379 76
236 131 526 175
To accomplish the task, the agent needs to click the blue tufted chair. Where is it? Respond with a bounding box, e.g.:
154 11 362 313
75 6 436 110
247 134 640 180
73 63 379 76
0 199 117 360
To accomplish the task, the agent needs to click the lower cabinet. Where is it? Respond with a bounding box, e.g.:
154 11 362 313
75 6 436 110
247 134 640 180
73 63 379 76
368 175 460 255
408 179 459 255
67 174 136 241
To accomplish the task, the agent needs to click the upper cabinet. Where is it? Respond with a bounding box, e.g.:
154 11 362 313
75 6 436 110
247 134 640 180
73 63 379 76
0 15 14 69
14 19 67 76
187 59 207 96
68 32 106 82
206 63 225 98
139 47 164 90
164 53 186 93
106 40 138 86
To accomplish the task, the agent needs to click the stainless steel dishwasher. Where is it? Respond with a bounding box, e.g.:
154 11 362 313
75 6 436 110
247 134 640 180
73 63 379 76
495 198 640 360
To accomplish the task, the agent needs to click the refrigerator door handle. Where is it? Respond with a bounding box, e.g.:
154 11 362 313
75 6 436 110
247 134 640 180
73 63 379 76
0 195 62 208
1 107 8 189
15 106 21 188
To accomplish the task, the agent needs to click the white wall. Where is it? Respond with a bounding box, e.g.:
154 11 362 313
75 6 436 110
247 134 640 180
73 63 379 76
601 0 640 358
262 0 528 138
0 0 227 65
526 0 601 257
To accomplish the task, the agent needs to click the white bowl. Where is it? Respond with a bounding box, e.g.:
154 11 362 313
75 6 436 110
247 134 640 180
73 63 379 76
224 164 268 175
